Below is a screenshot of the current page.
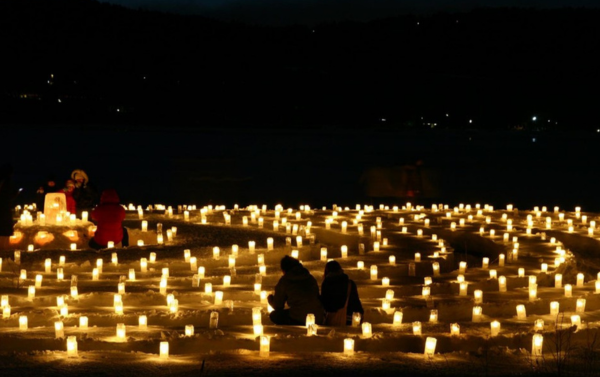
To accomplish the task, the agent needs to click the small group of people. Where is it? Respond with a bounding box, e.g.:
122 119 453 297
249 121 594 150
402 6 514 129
0 165 128 252
36 169 97 215
268 256 364 327
35 169 128 250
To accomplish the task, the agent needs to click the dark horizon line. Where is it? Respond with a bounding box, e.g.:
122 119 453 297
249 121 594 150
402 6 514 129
101 0 600 26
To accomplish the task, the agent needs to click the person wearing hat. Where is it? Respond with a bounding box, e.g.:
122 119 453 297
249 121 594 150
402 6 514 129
71 169 98 215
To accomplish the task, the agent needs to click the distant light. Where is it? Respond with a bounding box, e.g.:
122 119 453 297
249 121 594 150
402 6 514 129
417 22 420 25
597 129 600 133
446 114 449 117
469 119 473 124
58 99 61 103
117 109 120 112
381 118 386 122
143 77 146 80
532 116 537 121
532 138 536 143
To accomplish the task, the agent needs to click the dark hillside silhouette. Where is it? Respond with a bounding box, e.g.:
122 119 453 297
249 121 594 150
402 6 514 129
1 0 599 129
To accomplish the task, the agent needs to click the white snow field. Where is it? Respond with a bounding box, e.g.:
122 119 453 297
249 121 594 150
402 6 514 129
1 202 600 376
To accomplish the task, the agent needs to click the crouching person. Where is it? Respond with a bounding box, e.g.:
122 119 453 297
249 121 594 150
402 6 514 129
89 189 128 250
268 256 324 325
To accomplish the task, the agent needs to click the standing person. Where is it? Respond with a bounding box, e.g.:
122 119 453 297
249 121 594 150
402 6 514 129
268 256 324 325
89 189 127 250
321 260 364 326
0 164 19 251
71 169 98 215
35 174 58 210
62 179 76 214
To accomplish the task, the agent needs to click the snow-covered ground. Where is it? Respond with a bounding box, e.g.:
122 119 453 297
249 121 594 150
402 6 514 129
1 202 600 376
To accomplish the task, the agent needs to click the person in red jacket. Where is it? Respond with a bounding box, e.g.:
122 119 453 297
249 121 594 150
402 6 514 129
89 189 128 250
63 180 76 214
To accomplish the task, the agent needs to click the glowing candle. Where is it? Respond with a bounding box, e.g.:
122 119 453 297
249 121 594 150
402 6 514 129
28 286 35 300
529 276 537 289
474 290 483 304
392 310 402 326
20 269 26 281
498 276 507 292
35 274 43 288
92 268 99 281
320 248 328 261
596 280 600 294
451 324 463 338
499 254 505 267
160 341 169 359
459 282 468 296
424 337 437 357
415 253 421 262
472 306 482 322
577 273 585 287
388 255 396 265
541 263 548 273
343 338 354 355
370 265 378 280
19 315 28 330
215 291 224 305
198 266 205 279
516 304 526 320
412 321 422 335
490 320 500 337
459 261 467 274
339 245 348 259
429 309 438 323
564 284 572 297
204 282 213 295
128 269 136 281
422 286 431 298
576 298 586 313
57 268 64 281
529 284 537 302
79 316 88 329
70 286 78 300
532 334 543 357
432 262 440 277
259 335 270 357
550 301 559 316
353 312 362 327
139 315 147 329
482 258 489 269
489 269 497 279
44 258 52 273
139 258 147 273
181 324 194 337
457 275 464 283
382 277 390 287
518 268 525 278
249 241 256 254
2 306 10 319
357 261 364 270
67 336 78 357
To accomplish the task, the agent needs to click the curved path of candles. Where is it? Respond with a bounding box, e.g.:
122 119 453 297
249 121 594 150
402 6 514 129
1 203 600 375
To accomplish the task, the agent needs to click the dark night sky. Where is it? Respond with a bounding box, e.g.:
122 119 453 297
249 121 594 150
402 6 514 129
102 0 600 24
